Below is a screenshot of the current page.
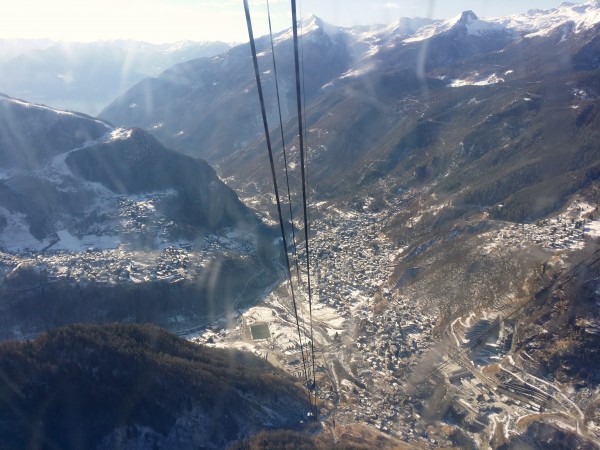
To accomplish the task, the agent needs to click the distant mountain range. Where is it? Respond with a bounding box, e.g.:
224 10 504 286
0 40 231 115
0 38 54 63
100 2 600 224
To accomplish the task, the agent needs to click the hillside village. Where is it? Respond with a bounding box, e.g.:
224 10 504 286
0 191 259 289
2 191 598 446
482 200 599 253
0 166 598 448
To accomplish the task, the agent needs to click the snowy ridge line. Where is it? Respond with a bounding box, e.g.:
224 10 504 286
400 1 600 44
0 93 111 129
494 0 600 37
404 10 509 43
288 1 600 72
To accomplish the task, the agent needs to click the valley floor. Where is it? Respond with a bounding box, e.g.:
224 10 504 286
191 195 600 449
2 183 600 448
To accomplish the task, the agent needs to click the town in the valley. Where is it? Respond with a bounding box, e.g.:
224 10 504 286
1 187 599 445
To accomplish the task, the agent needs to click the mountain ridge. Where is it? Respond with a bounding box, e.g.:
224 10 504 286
0 93 281 340
0 39 231 115
100 4 600 174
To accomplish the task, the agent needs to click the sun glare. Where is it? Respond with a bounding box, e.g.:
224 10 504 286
0 0 253 43
0 0 565 44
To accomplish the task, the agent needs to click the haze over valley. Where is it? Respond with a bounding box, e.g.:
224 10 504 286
0 40 231 115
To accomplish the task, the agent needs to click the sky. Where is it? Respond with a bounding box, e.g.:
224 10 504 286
0 0 571 44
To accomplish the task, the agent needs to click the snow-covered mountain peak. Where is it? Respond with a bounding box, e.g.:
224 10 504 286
300 14 321 29
275 14 340 44
300 14 340 38
450 10 508 36
400 2 600 44
497 0 600 37
404 10 507 42
458 10 479 25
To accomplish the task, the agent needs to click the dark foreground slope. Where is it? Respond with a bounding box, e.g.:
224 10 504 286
228 430 369 450
0 323 310 450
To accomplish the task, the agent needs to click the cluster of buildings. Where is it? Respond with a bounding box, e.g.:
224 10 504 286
0 192 259 288
311 206 394 313
485 201 598 251
0 246 193 287
266 203 439 439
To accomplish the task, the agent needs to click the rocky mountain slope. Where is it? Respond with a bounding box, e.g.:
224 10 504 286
99 3 600 448
0 94 279 339
99 4 600 212
100 15 352 164
0 93 258 249
0 323 310 450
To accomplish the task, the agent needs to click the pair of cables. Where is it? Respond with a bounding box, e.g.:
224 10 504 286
243 0 317 418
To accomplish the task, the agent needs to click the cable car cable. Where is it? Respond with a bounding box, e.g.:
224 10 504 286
291 0 317 412
266 0 303 283
243 0 310 388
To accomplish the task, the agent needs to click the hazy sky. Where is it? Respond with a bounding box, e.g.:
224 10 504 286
0 0 570 44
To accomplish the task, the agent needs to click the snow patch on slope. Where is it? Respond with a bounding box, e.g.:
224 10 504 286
404 10 507 43
585 220 600 238
0 94 111 129
339 65 373 80
52 229 119 252
449 73 504 87
109 128 133 141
